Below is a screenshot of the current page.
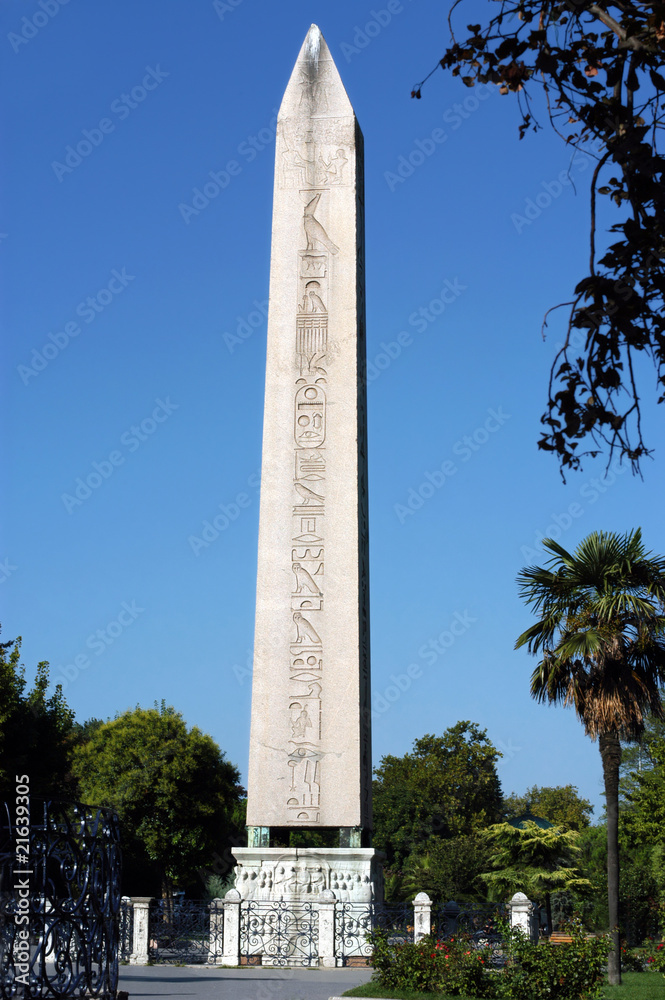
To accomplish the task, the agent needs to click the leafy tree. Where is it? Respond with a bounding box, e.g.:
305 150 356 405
72 703 244 900
480 820 593 929
0 633 77 799
503 783 594 830
619 691 665 806
372 721 503 868
402 833 488 904
515 528 665 982
414 1 665 474
620 704 665 933
578 823 610 928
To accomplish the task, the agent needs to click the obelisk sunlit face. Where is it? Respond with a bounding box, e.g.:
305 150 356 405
244 23 372 838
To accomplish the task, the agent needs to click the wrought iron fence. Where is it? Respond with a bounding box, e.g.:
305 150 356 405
148 900 214 964
240 900 319 967
335 901 413 961
434 903 507 966
119 898 133 962
0 798 121 999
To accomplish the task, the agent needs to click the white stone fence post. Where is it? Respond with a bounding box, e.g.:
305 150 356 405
207 898 225 964
220 889 242 966
509 891 539 943
413 892 432 942
129 896 153 965
318 890 337 967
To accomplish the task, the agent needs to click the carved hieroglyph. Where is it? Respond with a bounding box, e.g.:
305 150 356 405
246 24 371 830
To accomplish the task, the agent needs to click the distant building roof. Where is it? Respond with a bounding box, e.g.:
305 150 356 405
508 810 554 830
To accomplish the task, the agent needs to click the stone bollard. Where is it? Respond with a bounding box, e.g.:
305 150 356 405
129 897 153 965
318 890 337 967
207 897 225 964
413 892 432 943
509 892 538 943
220 889 242 966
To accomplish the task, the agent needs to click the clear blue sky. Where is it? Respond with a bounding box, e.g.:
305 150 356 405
3 0 664 821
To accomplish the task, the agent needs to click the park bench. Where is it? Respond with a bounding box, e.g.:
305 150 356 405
549 932 574 945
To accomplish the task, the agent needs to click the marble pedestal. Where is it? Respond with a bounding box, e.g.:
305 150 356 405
231 847 384 904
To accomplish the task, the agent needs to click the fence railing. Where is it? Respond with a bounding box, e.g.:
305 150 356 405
0 799 121 999
120 890 531 967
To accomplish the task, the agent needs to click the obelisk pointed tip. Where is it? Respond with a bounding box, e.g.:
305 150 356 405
280 23 355 120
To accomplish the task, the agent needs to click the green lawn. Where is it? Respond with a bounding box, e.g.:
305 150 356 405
603 972 665 1000
342 971 665 1000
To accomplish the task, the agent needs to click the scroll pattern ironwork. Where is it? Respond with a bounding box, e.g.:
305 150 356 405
0 799 121 999
240 900 319 967
119 899 133 963
334 902 413 960
148 900 218 964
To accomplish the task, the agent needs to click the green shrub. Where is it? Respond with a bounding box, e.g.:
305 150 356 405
368 930 496 996
368 921 611 1000
645 940 665 978
621 942 646 972
499 923 611 1000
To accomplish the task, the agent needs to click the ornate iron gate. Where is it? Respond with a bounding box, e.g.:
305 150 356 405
240 900 319 966
335 902 413 962
148 900 215 964
0 799 121 999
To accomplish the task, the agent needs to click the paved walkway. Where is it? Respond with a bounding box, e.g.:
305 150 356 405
119 964 375 1000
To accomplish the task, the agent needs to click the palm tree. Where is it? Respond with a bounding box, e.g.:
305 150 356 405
515 529 665 984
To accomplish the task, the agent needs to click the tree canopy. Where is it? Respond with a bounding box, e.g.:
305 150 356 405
621 698 665 847
503 783 595 830
72 702 244 897
0 633 77 800
402 833 488 904
417 0 665 475
480 820 593 911
372 722 503 868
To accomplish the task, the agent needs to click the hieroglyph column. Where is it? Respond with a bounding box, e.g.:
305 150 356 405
246 24 371 836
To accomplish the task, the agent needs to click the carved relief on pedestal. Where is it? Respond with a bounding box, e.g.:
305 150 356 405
233 850 379 904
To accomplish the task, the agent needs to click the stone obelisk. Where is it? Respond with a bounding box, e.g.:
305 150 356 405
233 24 380 905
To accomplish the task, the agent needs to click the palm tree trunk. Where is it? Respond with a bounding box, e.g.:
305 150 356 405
600 731 622 985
